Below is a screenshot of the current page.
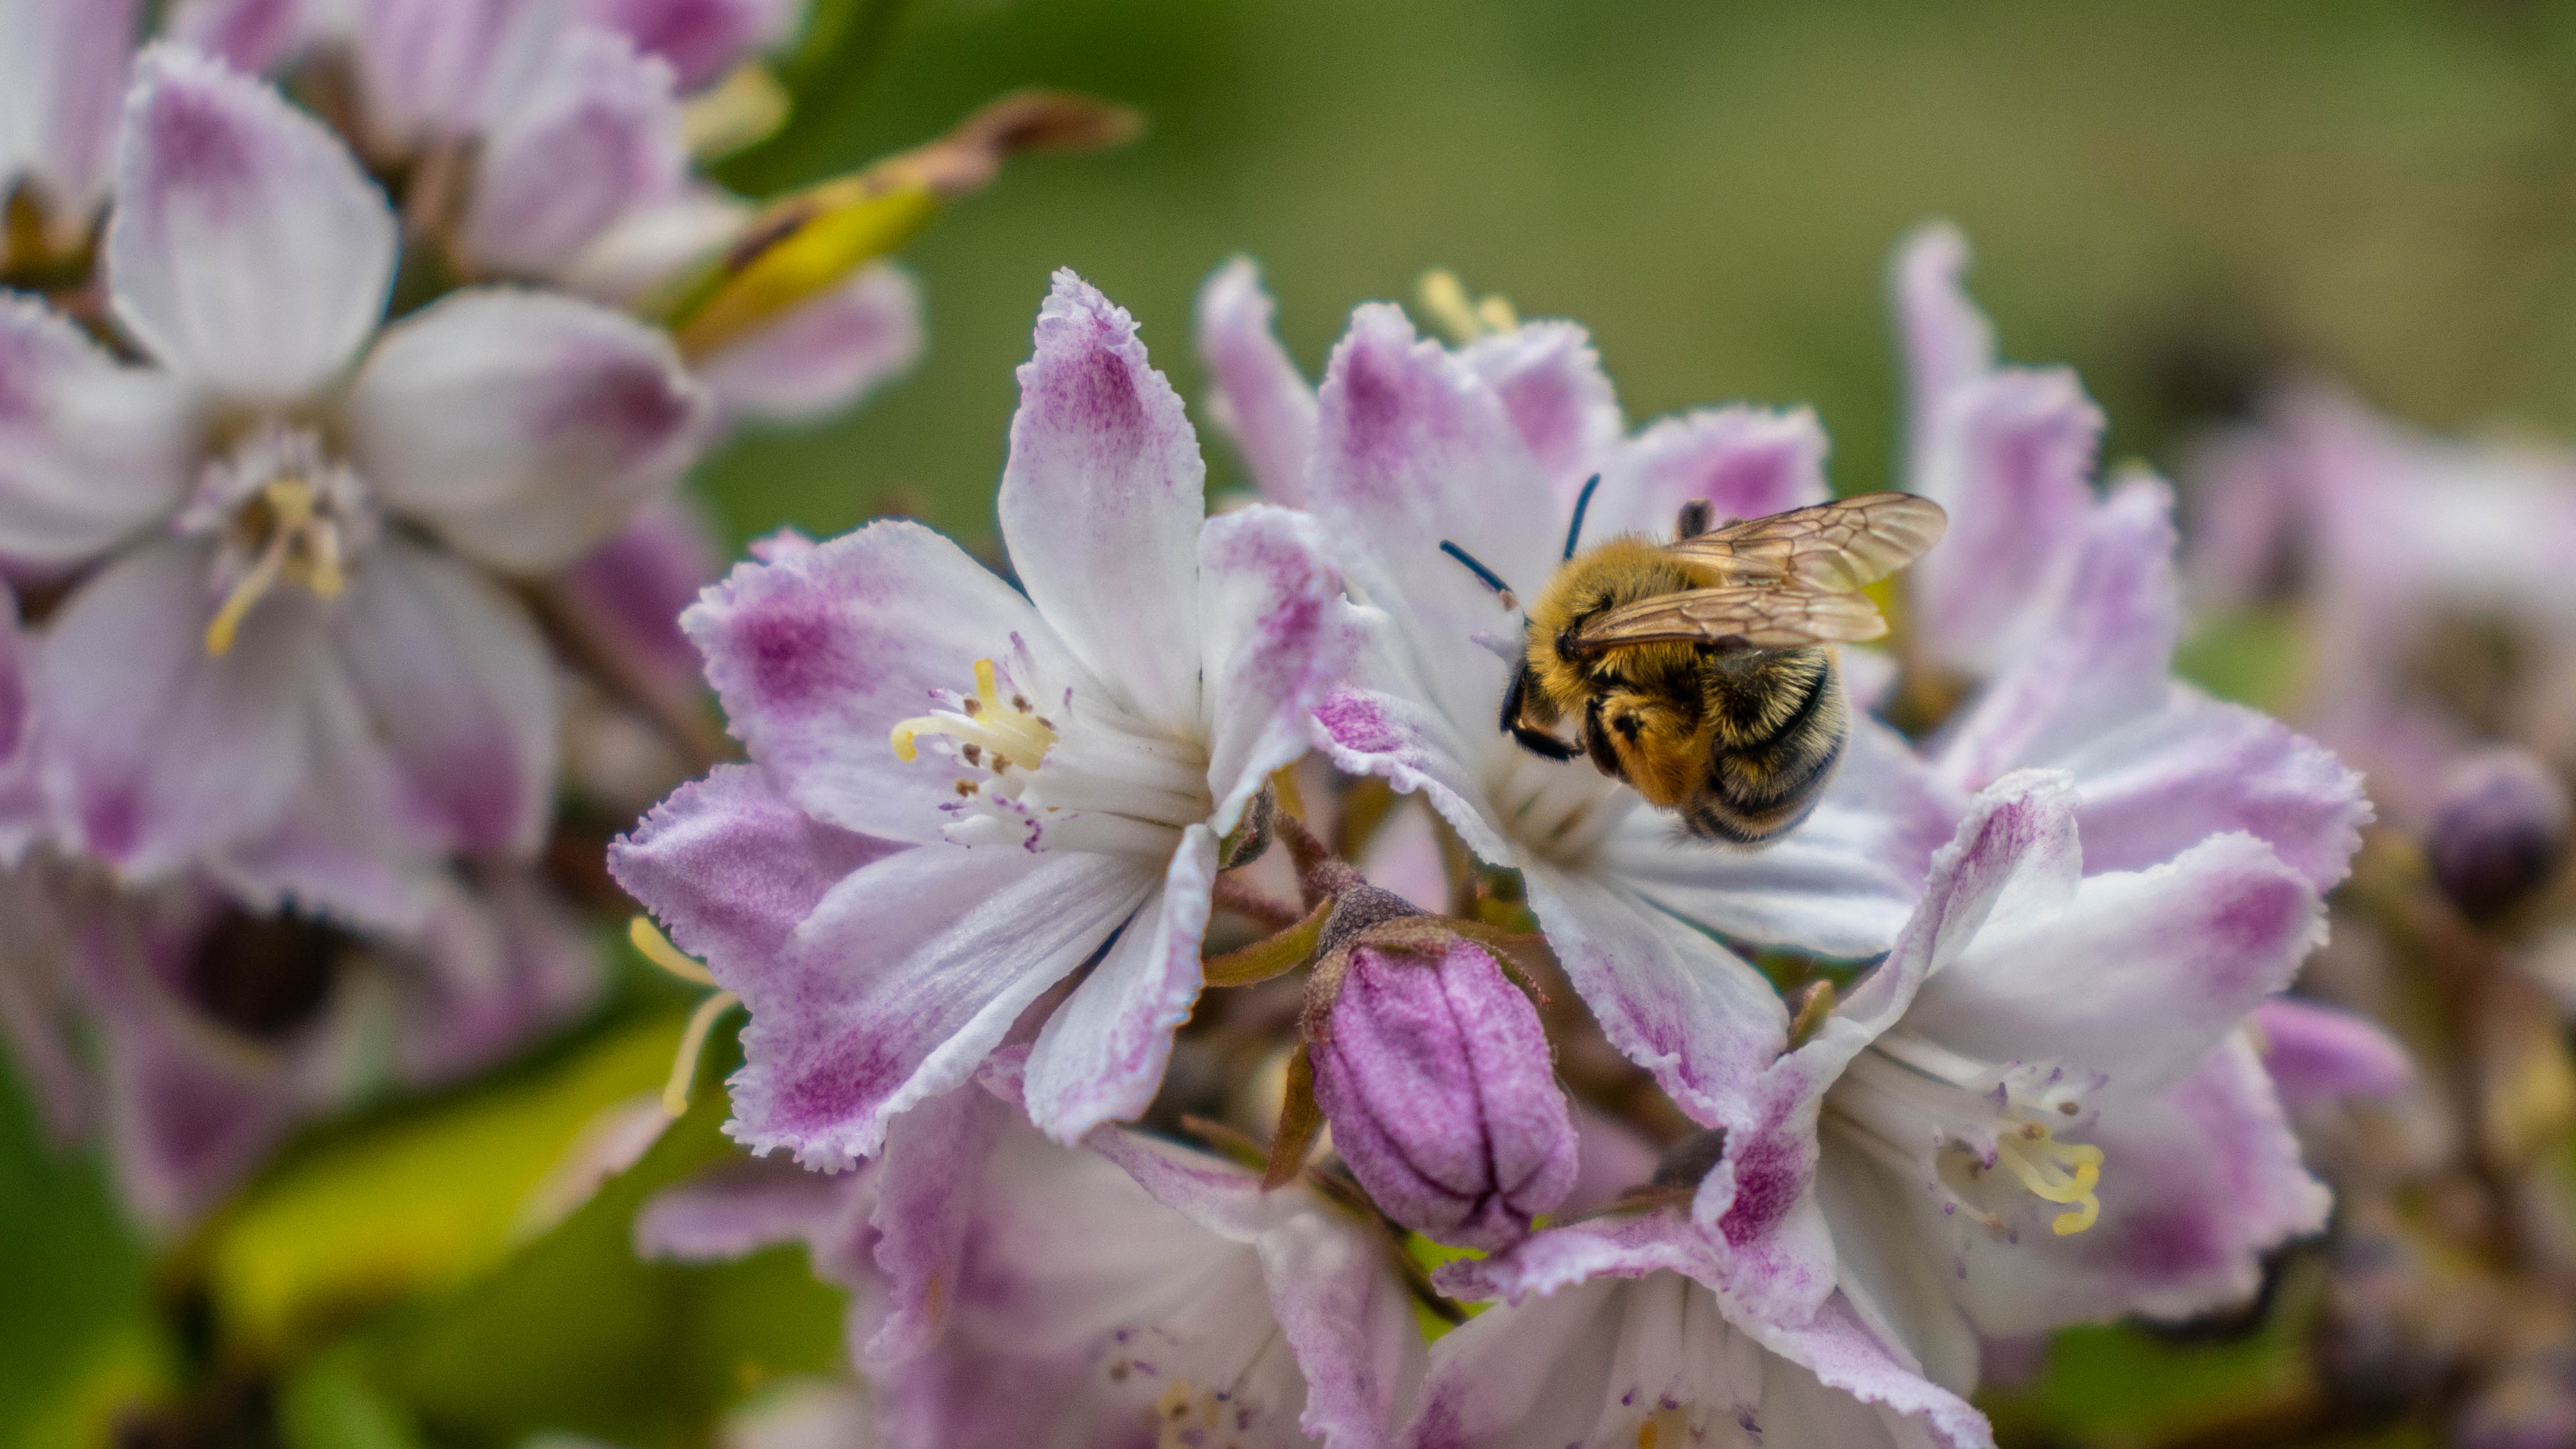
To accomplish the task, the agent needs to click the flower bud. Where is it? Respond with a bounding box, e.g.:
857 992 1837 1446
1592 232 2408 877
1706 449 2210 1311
1309 935 1577 1249
2427 748 2569 922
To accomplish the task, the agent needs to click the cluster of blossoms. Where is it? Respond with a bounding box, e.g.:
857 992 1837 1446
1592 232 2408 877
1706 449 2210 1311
2180 385 2576 1444
0 0 1125 1229
610 229 2404 1447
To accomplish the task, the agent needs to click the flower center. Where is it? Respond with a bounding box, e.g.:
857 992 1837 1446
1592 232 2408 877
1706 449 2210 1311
1485 744 1637 867
1826 1032 2107 1241
180 428 378 655
889 640 1212 857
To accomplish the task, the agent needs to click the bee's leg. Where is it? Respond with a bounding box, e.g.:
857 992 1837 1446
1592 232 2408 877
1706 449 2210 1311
1675 499 1713 539
1581 695 1626 781
1501 668 1579 760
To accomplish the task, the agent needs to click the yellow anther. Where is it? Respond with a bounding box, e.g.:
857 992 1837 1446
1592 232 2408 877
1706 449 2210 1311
629 915 718 986
1416 268 1520 345
889 658 1058 773
1994 1125 2104 1237
203 478 342 655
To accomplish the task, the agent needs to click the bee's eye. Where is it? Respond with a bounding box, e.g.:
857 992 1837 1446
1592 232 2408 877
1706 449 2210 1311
1614 714 1643 743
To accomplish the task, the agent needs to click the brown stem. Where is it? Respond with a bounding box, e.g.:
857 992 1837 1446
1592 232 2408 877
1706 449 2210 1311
1211 874 1303 932
1273 806 1361 907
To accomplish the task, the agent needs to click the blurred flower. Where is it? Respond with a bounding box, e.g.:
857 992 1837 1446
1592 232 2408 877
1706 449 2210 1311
644 1069 1429 1449
1414 1201 1993 1449
2250 996 2412 1110
0 47 712 922
0 858 596 1228
613 271 1362 1164
1712 773 2330 1386
1307 932 1577 1251
0 0 142 274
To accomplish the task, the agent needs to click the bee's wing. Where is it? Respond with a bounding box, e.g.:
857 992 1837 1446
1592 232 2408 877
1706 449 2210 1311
1665 492 1948 592
1571 586 1889 651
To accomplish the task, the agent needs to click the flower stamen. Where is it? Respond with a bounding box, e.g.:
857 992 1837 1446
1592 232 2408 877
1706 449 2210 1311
628 917 738 1117
1994 1122 2103 1236
890 657 1058 770
203 477 352 655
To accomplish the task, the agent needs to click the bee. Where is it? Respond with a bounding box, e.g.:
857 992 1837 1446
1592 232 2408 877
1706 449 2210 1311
1443 481 1946 844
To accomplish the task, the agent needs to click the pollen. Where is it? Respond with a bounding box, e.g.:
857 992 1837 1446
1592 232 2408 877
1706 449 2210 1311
1416 267 1520 345
1994 1122 2104 1236
890 657 1057 771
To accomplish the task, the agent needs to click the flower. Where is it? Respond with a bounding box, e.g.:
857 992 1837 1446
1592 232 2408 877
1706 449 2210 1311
1307 933 1578 1251
642 1068 1429 1449
0 858 596 1227
0 46 712 922
1408 1203 1994 1449
1200 269 1949 1138
0 0 141 273
1707 772 2333 1383
611 270 1363 1162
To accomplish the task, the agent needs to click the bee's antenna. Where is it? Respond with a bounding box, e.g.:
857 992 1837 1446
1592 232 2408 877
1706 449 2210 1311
1439 540 1519 611
1564 473 1602 561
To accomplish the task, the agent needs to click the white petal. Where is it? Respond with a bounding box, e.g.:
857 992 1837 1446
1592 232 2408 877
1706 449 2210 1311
997 271 1208 731
0 295 194 564
348 287 715 572
1023 825 1216 1143
330 539 558 856
106 46 395 398
37 537 314 878
1195 506 1364 831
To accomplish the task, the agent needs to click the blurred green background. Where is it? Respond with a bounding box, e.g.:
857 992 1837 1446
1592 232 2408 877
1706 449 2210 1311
707 0 2576 550
17 0 2576 1444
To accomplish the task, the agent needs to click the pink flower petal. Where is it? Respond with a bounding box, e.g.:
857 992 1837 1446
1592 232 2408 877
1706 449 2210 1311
1195 256 1317 505
574 0 798 92
0 0 142 213
696 262 923 424
462 23 684 276
0 295 195 566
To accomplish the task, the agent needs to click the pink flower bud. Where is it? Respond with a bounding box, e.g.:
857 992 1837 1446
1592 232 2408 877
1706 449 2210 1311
1310 936 1577 1249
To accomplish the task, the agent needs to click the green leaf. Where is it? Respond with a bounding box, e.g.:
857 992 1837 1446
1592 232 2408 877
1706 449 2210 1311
0 1064 173 1449
202 1013 699 1361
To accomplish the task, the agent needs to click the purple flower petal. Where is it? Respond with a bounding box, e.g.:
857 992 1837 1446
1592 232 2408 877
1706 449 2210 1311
462 23 684 276
696 263 923 424
608 762 898 975
0 0 143 213
682 519 1054 844
2253 997 2411 1107
1595 404 1830 541
1457 320 1623 512
106 46 396 399
997 270 1208 731
349 287 715 573
1195 256 1317 505
1892 222 1995 486
862 1081 1003 1365
574 0 798 92
165 0 325 75
556 495 723 697
1910 369 2103 678
634 1155 852 1262
355 0 559 145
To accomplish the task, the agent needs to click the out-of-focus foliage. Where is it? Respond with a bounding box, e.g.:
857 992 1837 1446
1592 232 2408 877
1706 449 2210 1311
17 1 2576 1445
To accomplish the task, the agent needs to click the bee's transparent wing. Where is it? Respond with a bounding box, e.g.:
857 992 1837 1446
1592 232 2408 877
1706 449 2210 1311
1570 586 1889 651
1665 492 1948 592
